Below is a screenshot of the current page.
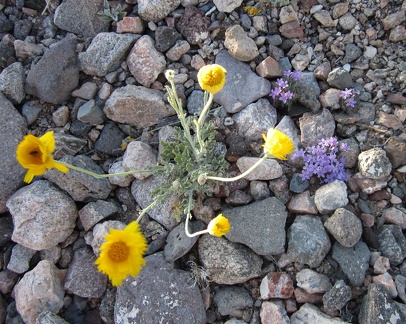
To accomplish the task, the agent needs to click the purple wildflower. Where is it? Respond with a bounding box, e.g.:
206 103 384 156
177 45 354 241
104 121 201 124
276 78 288 89
283 70 292 77
279 90 293 103
291 70 302 81
346 97 356 108
340 88 353 100
293 137 347 184
270 87 281 99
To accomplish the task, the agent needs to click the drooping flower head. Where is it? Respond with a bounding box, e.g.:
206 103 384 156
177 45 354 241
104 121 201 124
262 128 294 160
16 131 69 183
95 221 148 286
207 214 230 237
197 64 227 94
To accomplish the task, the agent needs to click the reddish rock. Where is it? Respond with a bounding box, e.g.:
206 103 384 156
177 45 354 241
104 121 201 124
383 207 406 229
256 56 283 78
177 6 210 45
279 21 304 39
260 272 294 299
294 287 324 304
260 300 290 324
287 191 318 215
116 16 144 34
376 111 402 130
386 93 406 105
369 189 392 201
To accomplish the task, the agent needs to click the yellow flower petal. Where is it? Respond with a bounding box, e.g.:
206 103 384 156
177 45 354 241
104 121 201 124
16 131 68 183
262 128 294 160
197 64 227 94
95 221 148 286
207 214 230 237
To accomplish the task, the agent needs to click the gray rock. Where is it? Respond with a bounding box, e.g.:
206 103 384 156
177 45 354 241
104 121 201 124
114 252 206 323
64 248 107 298
36 311 69 324
79 33 139 77
324 208 362 247
131 176 179 230
260 300 289 324
338 12 358 31
103 85 174 128
187 90 204 115
296 269 332 294
314 180 349 214
14 260 65 324
225 190 252 206
25 37 79 104
327 67 353 89
0 270 19 295
340 137 360 168
199 234 263 284
214 50 271 113
395 275 406 303
155 26 181 52
164 221 205 262
322 280 352 311
166 40 190 62
236 157 283 181
7 244 36 274
138 0 180 22
0 93 27 213
331 241 370 286
0 215 13 246
0 62 25 104
287 215 331 268
232 98 277 141
377 225 406 265
213 286 253 316
290 303 347 324
343 43 362 64
14 19 33 40
127 35 166 87
94 122 126 157
7 180 77 250
44 155 112 202
224 25 259 61
294 72 321 113
52 106 70 127
108 161 134 187
21 101 42 125
213 0 243 13
249 181 271 201
71 82 98 100
299 108 335 148
224 197 287 255
176 6 210 45
53 0 109 37
358 148 392 180
122 141 156 180
289 173 309 193
77 100 106 125
53 132 87 159
79 200 119 231
359 283 405 324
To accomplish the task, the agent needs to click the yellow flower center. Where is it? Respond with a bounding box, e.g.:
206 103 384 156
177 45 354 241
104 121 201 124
108 241 130 262
29 149 43 164
202 70 223 86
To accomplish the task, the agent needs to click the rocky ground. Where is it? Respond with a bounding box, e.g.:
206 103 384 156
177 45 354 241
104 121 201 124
0 0 406 323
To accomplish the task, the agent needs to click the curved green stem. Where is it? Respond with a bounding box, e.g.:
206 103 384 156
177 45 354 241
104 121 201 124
136 200 158 223
195 93 213 156
58 161 156 179
205 155 267 182
184 193 209 238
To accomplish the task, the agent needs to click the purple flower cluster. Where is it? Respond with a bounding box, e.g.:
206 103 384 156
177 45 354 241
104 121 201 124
292 137 348 184
340 88 358 108
269 70 302 104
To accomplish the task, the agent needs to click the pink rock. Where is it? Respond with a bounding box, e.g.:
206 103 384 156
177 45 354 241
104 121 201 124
116 17 144 34
294 287 323 304
256 56 283 78
279 21 304 39
260 300 290 324
287 191 318 215
383 207 406 229
260 272 294 299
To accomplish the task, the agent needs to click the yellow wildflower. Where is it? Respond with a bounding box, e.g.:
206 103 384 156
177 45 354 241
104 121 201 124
95 221 148 286
16 131 69 184
197 64 227 94
207 214 230 237
262 128 294 160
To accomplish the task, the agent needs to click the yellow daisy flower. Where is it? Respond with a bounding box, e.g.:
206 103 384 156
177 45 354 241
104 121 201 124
95 221 148 286
16 131 69 183
262 128 294 160
207 214 230 237
197 64 227 94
